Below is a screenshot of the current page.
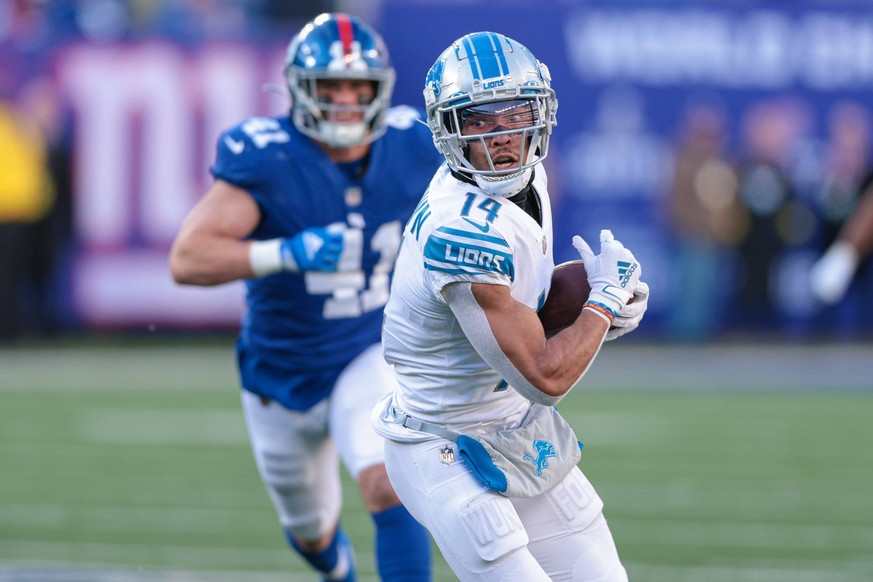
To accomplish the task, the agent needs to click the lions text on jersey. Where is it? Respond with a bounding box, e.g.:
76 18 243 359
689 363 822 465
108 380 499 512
377 165 555 435
211 106 443 411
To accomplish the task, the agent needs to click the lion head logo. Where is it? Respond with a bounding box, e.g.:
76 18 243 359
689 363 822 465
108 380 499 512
522 439 557 476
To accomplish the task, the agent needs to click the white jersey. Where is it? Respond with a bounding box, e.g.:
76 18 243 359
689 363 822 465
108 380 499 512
375 165 555 440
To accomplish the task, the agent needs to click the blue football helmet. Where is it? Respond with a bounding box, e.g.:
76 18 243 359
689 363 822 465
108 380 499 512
424 32 558 197
285 13 396 147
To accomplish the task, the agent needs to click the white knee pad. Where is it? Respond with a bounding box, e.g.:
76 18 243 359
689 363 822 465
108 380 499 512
241 391 340 540
458 493 529 562
546 468 603 530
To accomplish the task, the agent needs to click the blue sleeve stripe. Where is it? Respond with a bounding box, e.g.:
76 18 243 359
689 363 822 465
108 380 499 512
424 262 513 279
424 264 478 275
435 226 510 247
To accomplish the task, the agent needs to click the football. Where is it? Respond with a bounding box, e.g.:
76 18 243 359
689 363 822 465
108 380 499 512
538 260 591 337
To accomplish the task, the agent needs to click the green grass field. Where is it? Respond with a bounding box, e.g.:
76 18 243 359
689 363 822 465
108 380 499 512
1 340 872 581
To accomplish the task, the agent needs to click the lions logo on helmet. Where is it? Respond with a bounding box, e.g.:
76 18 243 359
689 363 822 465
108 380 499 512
424 31 558 198
285 13 396 147
424 58 445 99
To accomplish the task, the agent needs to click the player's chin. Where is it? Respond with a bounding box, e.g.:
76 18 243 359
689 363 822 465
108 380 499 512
332 115 365 124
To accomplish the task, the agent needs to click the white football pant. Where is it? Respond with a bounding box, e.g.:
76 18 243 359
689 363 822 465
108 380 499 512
384 438 628 581
242 343 395 540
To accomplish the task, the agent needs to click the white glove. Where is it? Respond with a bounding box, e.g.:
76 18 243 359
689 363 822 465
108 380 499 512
606 281 649 341
809 241 859 305
572 230 642 318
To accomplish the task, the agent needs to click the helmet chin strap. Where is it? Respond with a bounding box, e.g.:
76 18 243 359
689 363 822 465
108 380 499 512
473 167 532 198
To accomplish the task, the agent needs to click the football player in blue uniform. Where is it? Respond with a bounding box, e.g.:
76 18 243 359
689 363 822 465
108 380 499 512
170 13 442 582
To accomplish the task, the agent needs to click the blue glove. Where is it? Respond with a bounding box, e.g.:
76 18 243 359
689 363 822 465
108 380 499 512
279 226 345 272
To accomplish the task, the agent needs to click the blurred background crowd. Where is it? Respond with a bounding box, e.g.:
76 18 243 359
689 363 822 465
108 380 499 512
2 0 872 344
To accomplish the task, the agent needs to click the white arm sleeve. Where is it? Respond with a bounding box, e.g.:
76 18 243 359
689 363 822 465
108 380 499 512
442 281 565 406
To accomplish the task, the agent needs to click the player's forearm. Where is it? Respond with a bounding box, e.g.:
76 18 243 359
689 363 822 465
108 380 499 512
537 310 609 393
842 187 873 257
502 309 609 397
447 282 607 403
444 283 560 405
476 283 609 396
169 235 255 286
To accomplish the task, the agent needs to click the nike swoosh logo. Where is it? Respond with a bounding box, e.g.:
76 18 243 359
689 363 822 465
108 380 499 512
464 216 491 232
462 217 490 233
224 136 245 155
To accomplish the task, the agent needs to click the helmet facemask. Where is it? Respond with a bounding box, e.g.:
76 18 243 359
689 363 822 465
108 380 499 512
424 32 558 198
439 97 552 197
286 67 395 148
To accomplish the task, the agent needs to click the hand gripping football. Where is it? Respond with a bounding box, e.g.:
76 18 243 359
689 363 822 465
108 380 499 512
537 260 591 337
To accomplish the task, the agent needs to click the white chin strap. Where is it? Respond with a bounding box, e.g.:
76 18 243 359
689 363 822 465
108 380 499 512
319 121 368 148
473 167 532 198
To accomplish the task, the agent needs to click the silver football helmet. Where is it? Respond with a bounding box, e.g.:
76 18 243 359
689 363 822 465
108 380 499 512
285 13 396 147
424 32 558 197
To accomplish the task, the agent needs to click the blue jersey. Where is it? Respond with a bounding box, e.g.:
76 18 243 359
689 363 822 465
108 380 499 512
210 107 444 411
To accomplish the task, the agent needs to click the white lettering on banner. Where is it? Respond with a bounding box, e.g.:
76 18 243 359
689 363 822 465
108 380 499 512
564 9 873 89
59 43 269 247
56 42 286 325
564 131 671 200
561 86 672 201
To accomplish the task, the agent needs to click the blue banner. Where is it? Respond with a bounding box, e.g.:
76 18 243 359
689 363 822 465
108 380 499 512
380 0 873 339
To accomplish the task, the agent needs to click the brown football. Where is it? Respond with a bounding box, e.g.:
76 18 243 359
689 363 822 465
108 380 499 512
538 260 591 337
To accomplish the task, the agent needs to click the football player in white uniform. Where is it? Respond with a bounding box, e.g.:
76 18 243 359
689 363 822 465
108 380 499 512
372 32 648 581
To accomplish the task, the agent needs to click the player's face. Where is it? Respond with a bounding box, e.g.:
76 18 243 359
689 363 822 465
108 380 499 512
461 100 539 172
315 79 376 123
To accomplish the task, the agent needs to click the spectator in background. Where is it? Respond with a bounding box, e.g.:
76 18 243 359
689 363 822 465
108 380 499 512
20 76 73 335
809 102 873 308
733 99 812 332
0 78 59 340
666 102 743 341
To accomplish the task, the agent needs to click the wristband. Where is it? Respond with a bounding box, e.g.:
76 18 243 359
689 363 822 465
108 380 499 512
248 238 287 277
583 300 616 324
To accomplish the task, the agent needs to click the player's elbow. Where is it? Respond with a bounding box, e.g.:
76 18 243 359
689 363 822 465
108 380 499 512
527 361 592 400
534 377 574 399
169 246 211 286
516 367 571 400
169 256 196 285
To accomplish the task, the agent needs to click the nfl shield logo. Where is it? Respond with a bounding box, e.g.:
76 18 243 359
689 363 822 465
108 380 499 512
439 446 455 465
345 186 362 207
